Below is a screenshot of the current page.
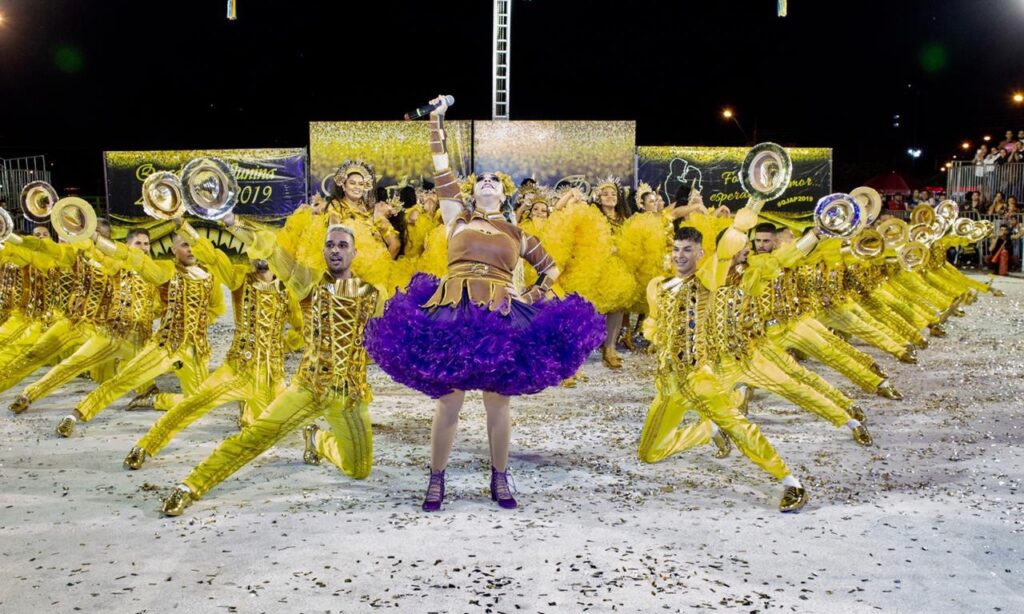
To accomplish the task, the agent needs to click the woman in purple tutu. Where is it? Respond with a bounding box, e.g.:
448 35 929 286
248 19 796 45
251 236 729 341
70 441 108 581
364 95 605 511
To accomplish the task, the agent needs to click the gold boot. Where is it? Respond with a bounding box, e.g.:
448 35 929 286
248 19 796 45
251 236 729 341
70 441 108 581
160 485 194 517
602 345 622 369
916 336 929 349
123 446 148 470
619 330 637 352
55 415 76 438
9 394 31 414
870 363 889 379
851 424 873 446
303 424 322 465
560 376 577 388
779 485 809 513
711 429 732 459
898 346 918 364
125 384 159 411
952 306 966 317
876 380 903 400
736 384 752 417
991 288 1006 297
847 406 867 423
928 323 947 337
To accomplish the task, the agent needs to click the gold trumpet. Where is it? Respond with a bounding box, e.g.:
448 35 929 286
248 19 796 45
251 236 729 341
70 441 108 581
897 241 929 271
20 180 58 223
141 171 186 220
51 197 97 243
877 217 909 249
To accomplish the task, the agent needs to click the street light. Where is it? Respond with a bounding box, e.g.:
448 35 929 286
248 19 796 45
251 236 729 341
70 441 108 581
721 107 749 142
907 148 922 158
961 141 971 150
984 135 992 142
1014 92 1024 104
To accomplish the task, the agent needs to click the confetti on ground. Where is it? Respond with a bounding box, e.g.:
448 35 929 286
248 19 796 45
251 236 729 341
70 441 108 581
1 274 1023 612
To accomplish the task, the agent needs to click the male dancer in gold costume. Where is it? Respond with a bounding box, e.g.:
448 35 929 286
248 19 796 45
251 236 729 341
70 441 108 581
123 219 302 469
160 222 380 516
55 229 225 437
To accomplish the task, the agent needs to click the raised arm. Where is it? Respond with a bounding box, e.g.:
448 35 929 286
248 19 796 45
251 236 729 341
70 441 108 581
427 95 467 225
222 214 315 300
95 235 175 285
177 220 248 290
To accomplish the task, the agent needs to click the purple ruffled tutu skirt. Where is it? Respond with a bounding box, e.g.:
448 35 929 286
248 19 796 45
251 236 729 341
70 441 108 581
364 273 606 398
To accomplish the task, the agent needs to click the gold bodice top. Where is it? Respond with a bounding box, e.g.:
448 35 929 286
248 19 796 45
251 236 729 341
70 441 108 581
225 273 291 386
154 266 214 359
423 210 555 315
294 275 379 399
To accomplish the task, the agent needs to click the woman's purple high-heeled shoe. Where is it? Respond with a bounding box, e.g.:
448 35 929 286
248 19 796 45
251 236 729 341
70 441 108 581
422 469 446 512
490 466 517 509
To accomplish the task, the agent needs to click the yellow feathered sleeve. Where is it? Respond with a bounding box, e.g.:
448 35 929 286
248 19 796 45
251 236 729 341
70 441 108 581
419 224 450 278
617 212 671 312
544 202 636 313
276 207 328 277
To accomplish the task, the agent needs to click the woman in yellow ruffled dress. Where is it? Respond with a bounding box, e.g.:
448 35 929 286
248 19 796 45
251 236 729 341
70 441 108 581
276 161 408 295
579 178 638 368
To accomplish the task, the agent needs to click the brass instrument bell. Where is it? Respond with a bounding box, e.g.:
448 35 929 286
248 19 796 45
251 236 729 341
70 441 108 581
850 187 883 226
850 228 885 259
51 197 97 243
814 193 862 238
910 203 936 226
0 208 14 243
20 180 58 223
877 217 909 249
181 157 238 221
897 241 929 271
738 142 793 203
141 171 186 220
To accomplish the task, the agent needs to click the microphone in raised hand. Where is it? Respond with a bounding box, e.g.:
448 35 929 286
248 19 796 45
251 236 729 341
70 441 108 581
404 95 455 120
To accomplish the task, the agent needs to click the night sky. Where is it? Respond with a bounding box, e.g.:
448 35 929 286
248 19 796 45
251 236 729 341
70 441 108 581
2 0 1024 195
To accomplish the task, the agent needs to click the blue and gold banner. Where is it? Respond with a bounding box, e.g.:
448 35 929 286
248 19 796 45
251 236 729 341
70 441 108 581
103 148 308 223
637 146 832 223
103 148 307 256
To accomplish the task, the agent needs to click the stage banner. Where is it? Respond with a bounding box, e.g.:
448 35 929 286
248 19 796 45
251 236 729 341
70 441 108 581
473 121 636 192
103 148 307 256
309 121 473 197
636 146 832 224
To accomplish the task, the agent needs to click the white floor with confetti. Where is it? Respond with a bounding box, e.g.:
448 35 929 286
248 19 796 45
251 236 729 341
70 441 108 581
1 273 1022 613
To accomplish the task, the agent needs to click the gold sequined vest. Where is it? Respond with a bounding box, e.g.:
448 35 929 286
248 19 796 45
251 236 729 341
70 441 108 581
294 277 378 399
103 270 157 345
67 253 115 325
154 268 213 359
0 264 26 322
225 274 290 386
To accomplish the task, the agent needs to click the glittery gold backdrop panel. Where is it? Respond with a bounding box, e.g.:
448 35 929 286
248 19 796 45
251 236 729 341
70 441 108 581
637 146 832 222
473 121 636 188
309 121 472 193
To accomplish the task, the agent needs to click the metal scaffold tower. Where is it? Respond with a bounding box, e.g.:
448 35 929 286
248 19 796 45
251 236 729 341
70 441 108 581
492 0 511 120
